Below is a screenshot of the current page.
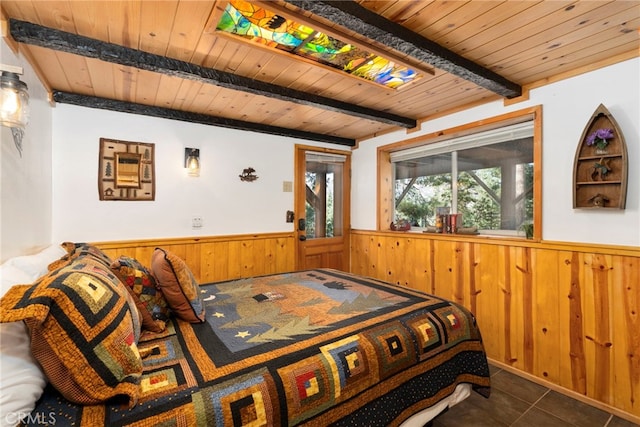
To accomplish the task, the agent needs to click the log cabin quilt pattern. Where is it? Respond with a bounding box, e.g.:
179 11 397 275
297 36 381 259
25 268 490 426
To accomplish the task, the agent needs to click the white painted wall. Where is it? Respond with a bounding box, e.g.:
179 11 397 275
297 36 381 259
51 105 337 242
352 58 640 247
0 41 53 262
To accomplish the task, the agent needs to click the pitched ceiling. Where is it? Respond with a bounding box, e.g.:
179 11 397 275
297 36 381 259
2 1 638 146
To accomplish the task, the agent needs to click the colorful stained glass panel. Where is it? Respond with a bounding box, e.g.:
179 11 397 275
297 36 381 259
216 0 421 89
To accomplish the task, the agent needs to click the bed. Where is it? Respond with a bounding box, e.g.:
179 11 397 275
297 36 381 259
0 243 490 426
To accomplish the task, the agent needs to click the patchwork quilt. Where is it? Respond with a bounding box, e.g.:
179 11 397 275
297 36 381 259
25 269 490 426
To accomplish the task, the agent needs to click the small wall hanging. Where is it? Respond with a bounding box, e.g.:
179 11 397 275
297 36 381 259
239 167 258 182
98 138 155 201
573 104 627 209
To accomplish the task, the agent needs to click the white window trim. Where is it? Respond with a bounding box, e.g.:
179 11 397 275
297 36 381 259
390 121 534 162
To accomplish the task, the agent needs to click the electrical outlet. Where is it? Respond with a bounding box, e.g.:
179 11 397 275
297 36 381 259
192 216 203 228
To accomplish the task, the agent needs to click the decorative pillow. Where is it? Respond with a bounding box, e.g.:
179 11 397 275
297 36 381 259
46 242 112 272
71 242 113 266
111 256 170 333
150 248 205 323
5 244 68 281
0 258 142 407
0 264 47 427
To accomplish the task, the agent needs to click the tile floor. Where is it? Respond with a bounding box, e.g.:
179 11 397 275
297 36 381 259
431 364 639 427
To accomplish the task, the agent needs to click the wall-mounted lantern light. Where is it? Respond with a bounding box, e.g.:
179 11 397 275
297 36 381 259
185 148 200 177
0 64 30 157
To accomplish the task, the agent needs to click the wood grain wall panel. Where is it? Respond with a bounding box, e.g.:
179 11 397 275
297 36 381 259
433 239 458 301
613 256 639 414
413 237 431 295
205 241 230 282
477 243 505 366
556 249 578 393
95 232 296 284
349 233 367 277
349 230 640 422
94 230 639 422
568 251 589 395
506 245 527 373
519 246 535 374
532 249 561 385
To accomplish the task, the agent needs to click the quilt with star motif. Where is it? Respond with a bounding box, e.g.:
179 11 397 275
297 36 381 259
25 268 490 426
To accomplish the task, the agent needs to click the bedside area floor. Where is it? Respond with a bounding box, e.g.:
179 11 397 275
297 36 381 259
432 364 639 427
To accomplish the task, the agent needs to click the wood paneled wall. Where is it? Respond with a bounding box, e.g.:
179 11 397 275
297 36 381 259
94 230 639 422
350 230 640 423
95 232 296 284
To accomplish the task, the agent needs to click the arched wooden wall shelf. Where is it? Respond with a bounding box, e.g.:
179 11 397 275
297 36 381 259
573 104 628 209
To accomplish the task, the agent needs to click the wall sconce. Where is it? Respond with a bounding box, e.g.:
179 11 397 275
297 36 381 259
0 65 30 157
185 148 200 177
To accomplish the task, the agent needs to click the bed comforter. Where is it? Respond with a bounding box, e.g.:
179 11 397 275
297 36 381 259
25 268 490 426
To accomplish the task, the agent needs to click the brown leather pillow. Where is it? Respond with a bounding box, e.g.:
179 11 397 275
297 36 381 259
150 248 205 323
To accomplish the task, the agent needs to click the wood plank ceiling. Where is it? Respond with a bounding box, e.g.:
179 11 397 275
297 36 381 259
1 1 638 146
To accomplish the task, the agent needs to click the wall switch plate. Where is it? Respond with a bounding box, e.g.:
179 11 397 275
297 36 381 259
282 181 293 192
192 216 203 228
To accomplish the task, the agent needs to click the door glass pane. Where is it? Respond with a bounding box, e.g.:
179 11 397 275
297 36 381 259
305 156 344 238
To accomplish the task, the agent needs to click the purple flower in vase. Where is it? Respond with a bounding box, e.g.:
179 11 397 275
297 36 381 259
585 128 614 150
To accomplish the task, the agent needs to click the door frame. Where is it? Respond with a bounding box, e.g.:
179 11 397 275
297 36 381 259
294 144 351 271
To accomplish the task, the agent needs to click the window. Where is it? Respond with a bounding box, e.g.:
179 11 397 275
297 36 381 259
378 108 541 239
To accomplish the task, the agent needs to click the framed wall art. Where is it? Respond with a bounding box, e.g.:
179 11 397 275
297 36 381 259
98 138 155 201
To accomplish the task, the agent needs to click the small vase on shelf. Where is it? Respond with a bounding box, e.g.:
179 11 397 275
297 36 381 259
586 128 613 156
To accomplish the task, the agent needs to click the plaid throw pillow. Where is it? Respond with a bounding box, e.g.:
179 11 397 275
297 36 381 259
0 251 142 407
111 256 170 333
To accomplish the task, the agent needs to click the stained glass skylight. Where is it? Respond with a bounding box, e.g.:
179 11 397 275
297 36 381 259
216 0 421 89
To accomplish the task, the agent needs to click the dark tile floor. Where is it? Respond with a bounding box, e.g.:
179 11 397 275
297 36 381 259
432 364 639 427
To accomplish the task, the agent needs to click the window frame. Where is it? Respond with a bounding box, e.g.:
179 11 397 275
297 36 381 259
377 106 542 241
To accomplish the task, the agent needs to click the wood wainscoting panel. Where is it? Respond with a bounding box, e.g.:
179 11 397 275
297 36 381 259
531 249 562 388
94 232 296 284
612 256 639 415
93 230 639 422
349 230 640 423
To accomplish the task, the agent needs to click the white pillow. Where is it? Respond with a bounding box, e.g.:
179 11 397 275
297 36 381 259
0 245 66 427
4 244 67 281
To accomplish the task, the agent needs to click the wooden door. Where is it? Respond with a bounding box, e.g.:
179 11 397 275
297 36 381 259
294 145 351 271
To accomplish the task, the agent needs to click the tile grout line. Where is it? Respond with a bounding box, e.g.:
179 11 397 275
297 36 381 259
491 366 624 427
508 389 550 426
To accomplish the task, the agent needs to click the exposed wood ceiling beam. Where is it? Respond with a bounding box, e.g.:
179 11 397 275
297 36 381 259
8 19 416 130
53 91 356 147
284 1 523 99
